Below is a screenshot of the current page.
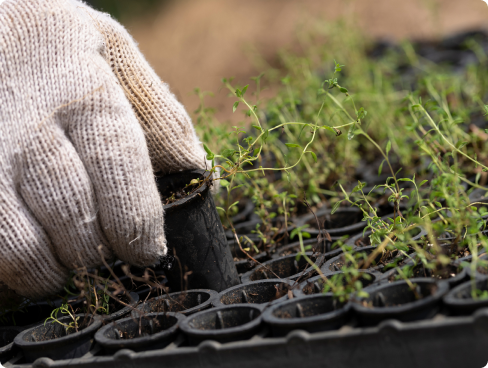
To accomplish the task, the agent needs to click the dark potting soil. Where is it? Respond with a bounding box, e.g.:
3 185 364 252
301 273 374 295
305 210 363 230
146 293 209 313
277 246 321 257
331 249 400 272
476 263 488 275
161 181 199 205
114 316 176 340
414 264 460 280
31 317 92 342
251 254 321 281
221 283 290 305
97 294 131 316
420 240 479 259
388 264 460 283
232 248 261 262
355 236 371 248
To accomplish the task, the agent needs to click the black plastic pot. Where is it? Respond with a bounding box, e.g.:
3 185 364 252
240 252 326 284
345 226 425 247
293 271 377 298
0 302 54 328
322 246 399 274
155 169 240 292
379 261 467 289
468 187 488 210
230 200 255 224
179 304 263 345
352 278 449 326
103 292 139 322
96 261 167 301
112 275 156 301
133 289 217 317
443 278 488 316
225 218 295 241
95 312 184 354
14 314 102 363
295 207 366 237
271 237 343 259
262 293 351 336
211 279 295 307
68 291 139 323
0 326 21 363
464 253 488 279
228 237 270 274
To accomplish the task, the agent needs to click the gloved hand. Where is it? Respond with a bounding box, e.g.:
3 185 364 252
0 0 213 299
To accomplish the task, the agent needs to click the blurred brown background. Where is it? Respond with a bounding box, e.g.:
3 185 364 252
85 0 488 120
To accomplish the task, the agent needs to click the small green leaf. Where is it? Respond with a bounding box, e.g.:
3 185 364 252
331 201 341 214
228 201 239 210
241 84 249 96
395 244 409 252
189 179 199 185
233 101 239 113
252 125 262 131
285 143 301 148
231 184 244 192
419 180 428 187
216 207 226 212
352 181 366 193
310 152 318 163
357 107 367 120
378 159 385 176
339 87 348 93
386 140 391 155
203 143 213 155
220 179 230 187
322 125 336 133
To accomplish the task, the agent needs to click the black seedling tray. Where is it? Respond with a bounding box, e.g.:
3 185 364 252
3 305 488 368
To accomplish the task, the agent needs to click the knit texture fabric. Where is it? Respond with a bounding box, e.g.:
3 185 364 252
0 0 212 299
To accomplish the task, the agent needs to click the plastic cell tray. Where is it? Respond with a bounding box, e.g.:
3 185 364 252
3 306 488 368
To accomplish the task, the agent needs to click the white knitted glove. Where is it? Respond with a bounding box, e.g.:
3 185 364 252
0 0 213 299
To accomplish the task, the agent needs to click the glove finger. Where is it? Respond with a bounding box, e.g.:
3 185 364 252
68 54 166 267
19 124 113 269
79 6 220 192
91 10 210 173
0 185 69 299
